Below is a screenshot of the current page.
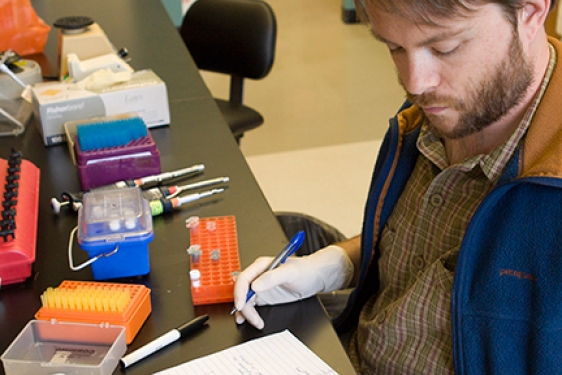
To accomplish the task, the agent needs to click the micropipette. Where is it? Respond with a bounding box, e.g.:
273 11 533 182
149 188 225 216
142 177 229 201
51 164 205 213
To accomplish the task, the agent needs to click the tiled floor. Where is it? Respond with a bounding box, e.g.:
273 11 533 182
199 0 405 236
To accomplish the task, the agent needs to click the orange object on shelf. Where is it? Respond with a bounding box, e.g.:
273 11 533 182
187 216 241 306
35 280 151 344
0 0 50 56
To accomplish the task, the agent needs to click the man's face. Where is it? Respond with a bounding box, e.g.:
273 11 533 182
368 3 534 139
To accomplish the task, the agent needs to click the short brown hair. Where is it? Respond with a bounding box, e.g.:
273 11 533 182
354 0 555 27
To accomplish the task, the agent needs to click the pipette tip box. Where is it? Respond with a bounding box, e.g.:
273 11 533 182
64 113 161 190
1 320 126 375
187 216 241 306
34 280 152 344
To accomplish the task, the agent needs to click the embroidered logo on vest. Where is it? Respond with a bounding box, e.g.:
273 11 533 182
499 269 536 282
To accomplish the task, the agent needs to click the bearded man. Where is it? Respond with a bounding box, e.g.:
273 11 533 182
234 0 562 373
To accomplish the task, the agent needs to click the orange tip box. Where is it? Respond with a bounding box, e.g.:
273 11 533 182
186 216 241 306
35 280 151 344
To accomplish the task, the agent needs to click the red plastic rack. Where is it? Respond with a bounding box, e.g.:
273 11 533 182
0 152 40 286
187 216 240 306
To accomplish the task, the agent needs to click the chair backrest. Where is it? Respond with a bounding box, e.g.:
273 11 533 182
180 0 277 80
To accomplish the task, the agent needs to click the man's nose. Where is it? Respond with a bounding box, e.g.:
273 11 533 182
399 53 440 96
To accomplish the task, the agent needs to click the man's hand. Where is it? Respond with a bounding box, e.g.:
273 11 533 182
233 245 354 329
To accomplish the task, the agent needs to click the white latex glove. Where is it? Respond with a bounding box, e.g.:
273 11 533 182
233 245 354 329
71 68 132 91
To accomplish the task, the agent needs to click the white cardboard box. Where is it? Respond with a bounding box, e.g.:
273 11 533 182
32 69 169 146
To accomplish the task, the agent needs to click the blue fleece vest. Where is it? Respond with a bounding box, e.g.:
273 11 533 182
335 101 562 374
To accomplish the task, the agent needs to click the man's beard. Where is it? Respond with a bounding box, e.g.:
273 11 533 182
404 31 534 140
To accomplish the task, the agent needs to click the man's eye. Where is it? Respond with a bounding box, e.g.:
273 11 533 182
433 45 460 56
388 46 404 54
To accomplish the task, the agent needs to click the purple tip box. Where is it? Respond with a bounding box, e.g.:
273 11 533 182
75 132 160 191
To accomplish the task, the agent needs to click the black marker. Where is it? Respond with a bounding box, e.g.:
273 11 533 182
120 314 209 368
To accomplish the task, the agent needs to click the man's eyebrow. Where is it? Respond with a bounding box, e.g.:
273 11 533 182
370 27 465 47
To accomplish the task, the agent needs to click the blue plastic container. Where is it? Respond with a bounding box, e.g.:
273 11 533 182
77 187 154 280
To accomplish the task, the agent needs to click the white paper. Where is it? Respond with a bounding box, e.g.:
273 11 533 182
154 329 338 374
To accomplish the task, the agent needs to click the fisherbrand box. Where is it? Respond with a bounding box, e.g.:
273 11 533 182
31 69 169 146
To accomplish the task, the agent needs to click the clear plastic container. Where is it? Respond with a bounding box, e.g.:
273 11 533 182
79 186 152 242
1 320 126 375
76 187 154 280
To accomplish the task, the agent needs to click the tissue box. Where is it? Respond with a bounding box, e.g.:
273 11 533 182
31 69 169 146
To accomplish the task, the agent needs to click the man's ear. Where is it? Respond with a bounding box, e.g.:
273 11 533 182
519 0 550 42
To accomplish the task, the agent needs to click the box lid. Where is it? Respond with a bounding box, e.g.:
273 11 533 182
77 187 153 244
1 320 126 375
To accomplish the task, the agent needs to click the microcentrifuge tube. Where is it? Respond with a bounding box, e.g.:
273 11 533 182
185 216 200 230
109 220 121 231
206 221 216 232
210 249 220 261
187 245 202 263
124 218 136 230
190 269 201 287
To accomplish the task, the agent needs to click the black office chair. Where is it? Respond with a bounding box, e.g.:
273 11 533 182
180 0 277 144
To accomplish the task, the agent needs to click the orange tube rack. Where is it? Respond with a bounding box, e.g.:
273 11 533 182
35 280 151 344
187 216 241 306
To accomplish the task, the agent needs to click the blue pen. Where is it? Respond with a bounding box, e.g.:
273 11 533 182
230 230 306 315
